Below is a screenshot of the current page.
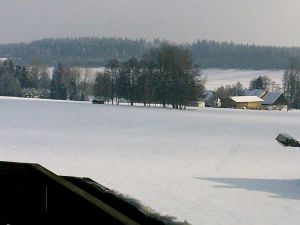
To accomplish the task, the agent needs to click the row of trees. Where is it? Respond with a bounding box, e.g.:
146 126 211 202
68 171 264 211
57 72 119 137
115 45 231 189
94 44 205 109
0 60 92 101
50 63 91 101
191 40 295 69
0 38 150 66
249 76 271 90
0 44 205 109
1 44 299 109
0 60 50 97
1 37 300 69
283 59 300 108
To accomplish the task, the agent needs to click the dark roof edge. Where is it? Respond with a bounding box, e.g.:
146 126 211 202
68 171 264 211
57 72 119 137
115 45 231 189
1 161 139 225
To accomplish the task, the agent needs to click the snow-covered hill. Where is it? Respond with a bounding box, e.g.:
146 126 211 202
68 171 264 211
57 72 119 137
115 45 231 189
0 97 300 225
203 68 284 90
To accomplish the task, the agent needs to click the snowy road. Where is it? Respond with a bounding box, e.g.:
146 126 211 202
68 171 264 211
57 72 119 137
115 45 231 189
0 97 300 225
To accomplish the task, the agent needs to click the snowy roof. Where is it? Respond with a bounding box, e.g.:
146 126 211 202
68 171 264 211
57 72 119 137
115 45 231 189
230 96 264 103
262 92 283 105
0 58 7 62
244 89 267 97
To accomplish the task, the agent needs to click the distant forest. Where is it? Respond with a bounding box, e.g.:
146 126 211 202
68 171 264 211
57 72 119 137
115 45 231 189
1 37 300 69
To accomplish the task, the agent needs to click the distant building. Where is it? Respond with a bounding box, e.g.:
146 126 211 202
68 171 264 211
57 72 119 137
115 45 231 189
197 101 205 108
245 89 288 111
262 92 288 111
0 58 7 62
203 90 216 107
229 96 264 110
214 97 222 108
244 89 268 98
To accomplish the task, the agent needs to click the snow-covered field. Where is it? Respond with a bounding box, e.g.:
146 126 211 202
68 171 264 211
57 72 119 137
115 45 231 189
203 69 284 90
1 97 300 225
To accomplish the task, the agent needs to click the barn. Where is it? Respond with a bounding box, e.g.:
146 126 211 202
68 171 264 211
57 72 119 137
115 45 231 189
262 92 288 111
229 96 264 110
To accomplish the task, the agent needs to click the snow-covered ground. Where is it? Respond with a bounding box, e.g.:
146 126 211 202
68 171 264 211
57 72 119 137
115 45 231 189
1 97 300 225
203 69 284 90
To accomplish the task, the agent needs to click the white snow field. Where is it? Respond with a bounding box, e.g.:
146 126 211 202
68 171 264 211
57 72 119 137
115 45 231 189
203 69 284 90
1 97 300 225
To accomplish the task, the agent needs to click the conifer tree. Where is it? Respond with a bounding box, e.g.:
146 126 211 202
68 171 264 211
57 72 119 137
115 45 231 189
50 62 67 100
68 78 78 100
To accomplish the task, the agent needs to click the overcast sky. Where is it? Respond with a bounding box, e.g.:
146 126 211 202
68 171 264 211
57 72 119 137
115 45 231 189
1 0 300 46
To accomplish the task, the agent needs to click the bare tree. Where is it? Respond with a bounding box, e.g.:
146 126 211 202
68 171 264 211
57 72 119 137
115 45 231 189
78 68 93 101
283 59 300 108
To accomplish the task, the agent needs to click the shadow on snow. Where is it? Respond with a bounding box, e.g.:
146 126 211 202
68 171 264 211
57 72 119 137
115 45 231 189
196 177 300 200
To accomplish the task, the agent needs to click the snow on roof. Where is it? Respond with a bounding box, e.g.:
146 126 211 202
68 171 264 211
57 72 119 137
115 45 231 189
262 92 283 105
230 96 264 103
0 58 7 62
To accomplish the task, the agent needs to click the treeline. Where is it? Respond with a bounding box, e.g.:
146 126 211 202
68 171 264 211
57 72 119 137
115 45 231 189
1 37 300 69
0 44 205 109
0 60 50 97
191 40 297 69
283 58 300 108
94 44 205 109
0 60 92 100
0 37 150 67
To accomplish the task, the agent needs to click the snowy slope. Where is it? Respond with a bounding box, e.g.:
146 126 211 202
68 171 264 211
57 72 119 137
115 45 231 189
203 69 284 90
0 97 300 225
